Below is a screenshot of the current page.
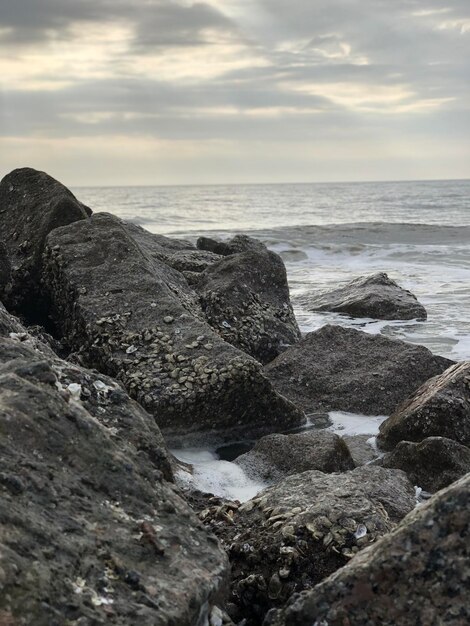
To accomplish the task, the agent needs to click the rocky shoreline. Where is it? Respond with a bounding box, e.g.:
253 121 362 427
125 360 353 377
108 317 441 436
0 168 468 625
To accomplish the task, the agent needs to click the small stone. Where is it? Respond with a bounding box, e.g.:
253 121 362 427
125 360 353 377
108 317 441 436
163 316 174 324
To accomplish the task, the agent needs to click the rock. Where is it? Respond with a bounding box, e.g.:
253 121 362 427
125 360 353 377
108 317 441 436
299 272 427 320
264 325 453 415
197 234 267 256
342 434 380 466
0 322 229 625
377 361 470 451
165 249 222 274
0 168 90 317
235 430 354 482
202 466 415 624
43 213 304 442
0 242 11 288
265 473 470 626
196 248 300 364
379 437 470 492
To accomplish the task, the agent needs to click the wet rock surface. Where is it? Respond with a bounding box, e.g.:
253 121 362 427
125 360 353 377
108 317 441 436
198 466 415 625
379 436 470 492
196 246 300 364
0 168 90 317
0 241 11 288
265 473 470 626
43 212 304 442
234 430 355 482
299 272 427 320
197 234 267 256
265 325 453 415
0 316 229 625
378 361 470 450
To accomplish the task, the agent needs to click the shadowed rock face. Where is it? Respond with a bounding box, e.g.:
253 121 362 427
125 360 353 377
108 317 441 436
378 361 470 451
234 430 355 482
0 168 90 317
298 272 427 320
264 325 453 415
265 473 470 626
43 213 304 442
196 248 301 364
199 466 415 625
0 312 229 626
197 234 267 256
379 437 470 492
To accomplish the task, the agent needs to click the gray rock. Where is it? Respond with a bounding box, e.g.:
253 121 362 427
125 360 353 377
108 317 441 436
0 168 90 315
43 213 304 442
165 249 222 274
0 320 228 625
197 234 267 256
0 241 11 288
265 473 470 626
196 248 300 364
343 434 380 466
235 430 354 482
300 272 427 320
378 361 470 450
379 436 470 492
208 466 415 624
264 325 453 415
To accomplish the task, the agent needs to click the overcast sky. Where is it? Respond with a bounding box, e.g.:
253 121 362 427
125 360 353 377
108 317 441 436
1 0 469 185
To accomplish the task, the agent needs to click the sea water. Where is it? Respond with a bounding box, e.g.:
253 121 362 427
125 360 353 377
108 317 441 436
75 179 470 499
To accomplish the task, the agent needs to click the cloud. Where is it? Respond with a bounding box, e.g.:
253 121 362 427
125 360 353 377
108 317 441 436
0 0 469 183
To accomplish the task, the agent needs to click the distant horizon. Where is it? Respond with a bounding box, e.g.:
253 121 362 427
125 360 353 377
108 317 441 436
71 176 470 189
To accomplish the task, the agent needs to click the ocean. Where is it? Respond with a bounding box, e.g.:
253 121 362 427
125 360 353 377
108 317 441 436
75 179 470 499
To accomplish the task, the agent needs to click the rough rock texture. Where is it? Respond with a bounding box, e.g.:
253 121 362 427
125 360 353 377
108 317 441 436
0 241 11 288
197 234 267 256
265 325 453 415
234 430 355 482
199 466 415 625
0 318 229 625
378 361 470 451
301 272 427 320
43 213 304 442
0 168 90 316
196 247 300 364
379 437 470 492
265 473 470 626
343 434 380 467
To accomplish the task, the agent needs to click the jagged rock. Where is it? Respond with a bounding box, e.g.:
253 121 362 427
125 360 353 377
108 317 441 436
379 437 470 492
299 272 427 320
378 361 470 451
197 234 267 256
265 473 470 626
0 326 228 625
264 325 453 415
234 430 354 482
196 248 300 364
43 213 304 442
0 168 90 317
165 249 222 274
202 466 415 625
343 434 380 467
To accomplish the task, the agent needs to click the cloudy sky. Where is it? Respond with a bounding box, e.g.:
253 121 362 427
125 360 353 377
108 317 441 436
0 0 469 185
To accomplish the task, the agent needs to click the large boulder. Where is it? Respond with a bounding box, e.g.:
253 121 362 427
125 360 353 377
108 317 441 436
234 430 354 482
379 436 470 492
0 241 11 288
299 272 427 320
203 466 415 624
343 434 380 467
265 473 470 626
43 213 304 442
378 361 470 450
264 325 453 415
196 246 300 364
0 321 229 625
0 168 90 317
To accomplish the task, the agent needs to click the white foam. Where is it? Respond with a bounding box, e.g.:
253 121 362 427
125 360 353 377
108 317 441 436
172 448 267 502
327 411 388 436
